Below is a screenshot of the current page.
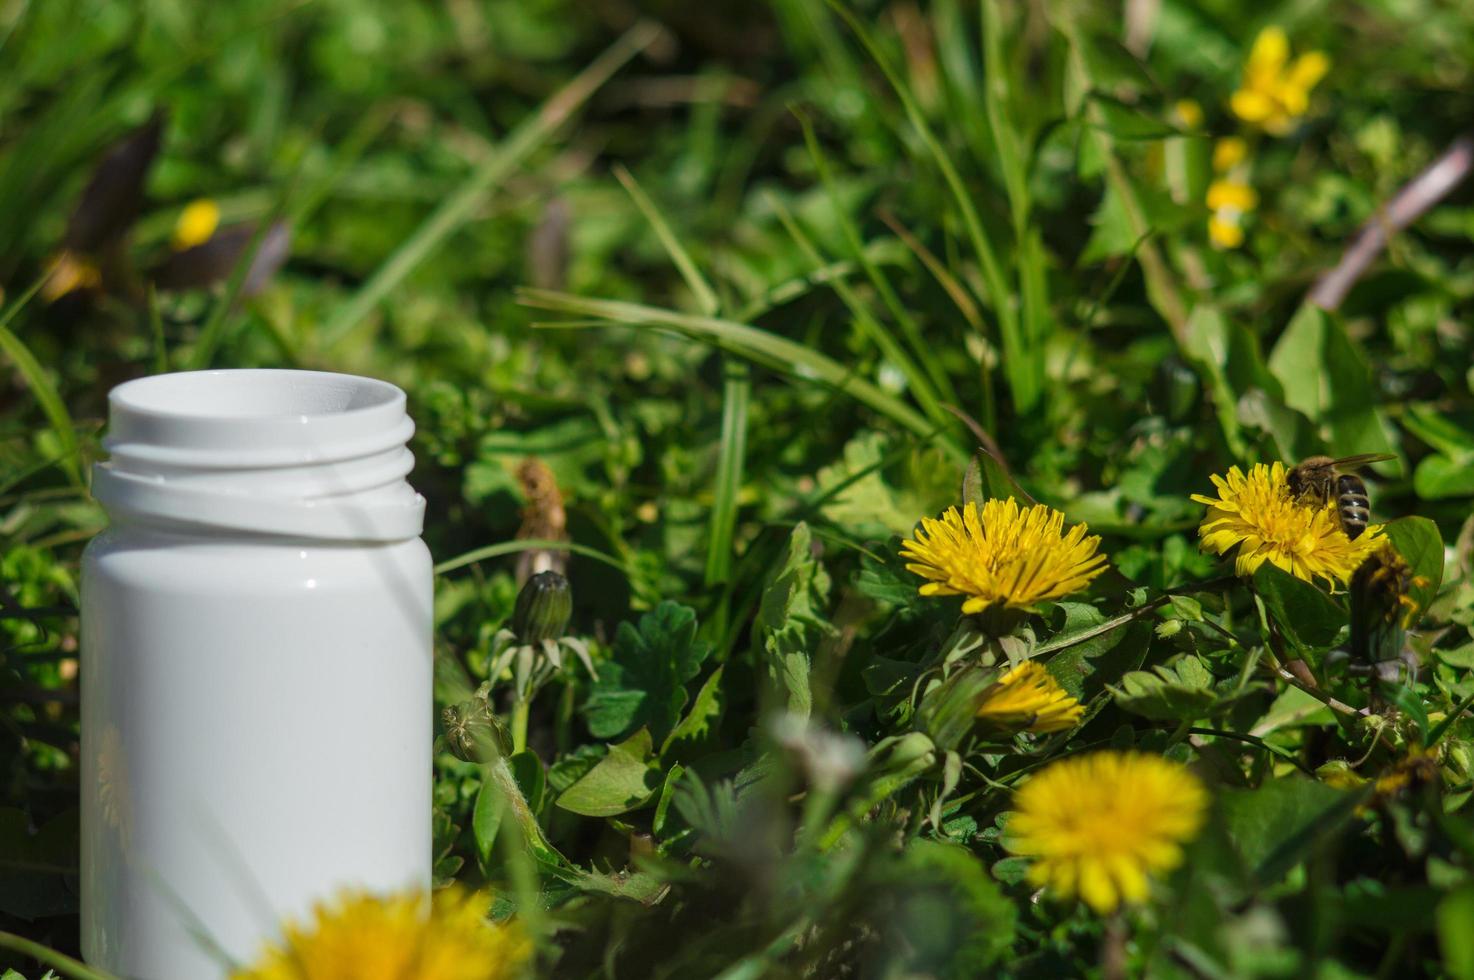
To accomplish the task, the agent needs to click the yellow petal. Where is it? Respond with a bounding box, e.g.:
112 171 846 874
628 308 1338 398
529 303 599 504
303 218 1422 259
1208 215 1245 249
172 198 221 251
1174 99 1204 130
1079 859 1120 913
1288 51 1331 92
1230 89 1277 124
1212 136 1249 173
1247 26 1290 79
1207 179 1258 213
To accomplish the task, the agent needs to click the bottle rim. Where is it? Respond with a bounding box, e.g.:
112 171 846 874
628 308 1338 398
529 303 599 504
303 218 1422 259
95 370 425 541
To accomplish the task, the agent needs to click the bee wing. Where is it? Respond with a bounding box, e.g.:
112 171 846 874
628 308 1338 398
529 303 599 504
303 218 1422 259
1329 453 1396 469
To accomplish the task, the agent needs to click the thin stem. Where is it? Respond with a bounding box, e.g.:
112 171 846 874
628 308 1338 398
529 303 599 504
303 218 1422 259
0 931 119 980
511 698 531 755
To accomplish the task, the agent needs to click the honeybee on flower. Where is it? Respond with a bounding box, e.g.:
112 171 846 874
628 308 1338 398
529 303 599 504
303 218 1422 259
1192 462 1384 588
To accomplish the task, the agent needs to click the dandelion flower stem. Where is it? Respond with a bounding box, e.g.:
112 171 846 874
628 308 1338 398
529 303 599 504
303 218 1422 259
511 697 531 755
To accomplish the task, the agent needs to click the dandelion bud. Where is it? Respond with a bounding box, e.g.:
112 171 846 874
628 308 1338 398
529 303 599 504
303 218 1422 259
441 696 509 764
512 570 572 643
1350 543 1423 664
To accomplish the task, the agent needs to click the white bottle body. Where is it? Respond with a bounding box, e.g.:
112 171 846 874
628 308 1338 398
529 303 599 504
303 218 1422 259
80 370 433 979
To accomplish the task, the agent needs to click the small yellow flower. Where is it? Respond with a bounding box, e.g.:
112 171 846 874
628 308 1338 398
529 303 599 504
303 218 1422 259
900 499 1109 614
1206 177 1257 250
1173 99 1204 131
172 198 221 251
1208 214 1245 249
1230 27 1330 135
1005 751 1207 914
1206 179 1257 213
1191 462 1384 588
976 661 1083 734
41 250 101 302
1212 136 1250 173
231 888 532 980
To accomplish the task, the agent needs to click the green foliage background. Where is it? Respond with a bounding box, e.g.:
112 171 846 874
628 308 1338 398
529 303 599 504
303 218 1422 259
3 0 1474 977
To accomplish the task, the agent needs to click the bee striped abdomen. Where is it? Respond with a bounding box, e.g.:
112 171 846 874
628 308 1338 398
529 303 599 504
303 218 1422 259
1336 474 1371 539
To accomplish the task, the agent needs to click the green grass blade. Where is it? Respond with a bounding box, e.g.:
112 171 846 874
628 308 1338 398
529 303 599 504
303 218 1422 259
0 275 81 486
705 360 750 586
518 288 962 459
1056 16 1189 340
764 191 949 431
795 110 958 408
828 0 1036 413
982 1 1053 376
0 930 118 980
613 163 719 317
434 538 626 577
319 22 662 347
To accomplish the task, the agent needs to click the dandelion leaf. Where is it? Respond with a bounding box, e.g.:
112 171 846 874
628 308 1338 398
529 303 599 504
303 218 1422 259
1112 654 1218 721
754 522 834 718
584 602 712 743
555 728 661 818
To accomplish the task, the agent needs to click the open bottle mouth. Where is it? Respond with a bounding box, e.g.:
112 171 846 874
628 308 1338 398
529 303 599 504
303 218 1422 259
105 369 411 465
95 370 424 541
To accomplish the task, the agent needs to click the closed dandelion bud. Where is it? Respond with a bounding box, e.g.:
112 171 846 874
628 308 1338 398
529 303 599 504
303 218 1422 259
512 570 572 644
441 696 510 764
1350 543 1424 665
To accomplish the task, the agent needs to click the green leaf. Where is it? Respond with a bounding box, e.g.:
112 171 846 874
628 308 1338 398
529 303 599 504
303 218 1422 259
1267 305 1400 463
890 839 1018 973
1087 93 1179 140
856 545 917 607
555 728 662 818
1415 453 1474 499
1252 563 1346 655
1439 884 1474 980
1219 776 1362 883
652 763 686 839
1383 516 1444 624
961 448 1033 509
1112 655 1218 721
471 775 503 869
585 602 712 743
509 750 546 816
753 523 834 718
662 666 724 761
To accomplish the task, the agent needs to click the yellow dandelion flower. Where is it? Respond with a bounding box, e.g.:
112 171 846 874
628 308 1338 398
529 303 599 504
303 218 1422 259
1006 751 1206 914
1212 136 1249 173
900 499 1109 614
1230 27 1330 135
231 888 532 980
172 198 221 251
41 250 101 302
976 661 1083 734
1192 462 1384 587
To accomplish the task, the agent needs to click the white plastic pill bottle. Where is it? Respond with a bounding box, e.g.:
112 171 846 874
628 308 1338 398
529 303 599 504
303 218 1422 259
80 369 432 979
